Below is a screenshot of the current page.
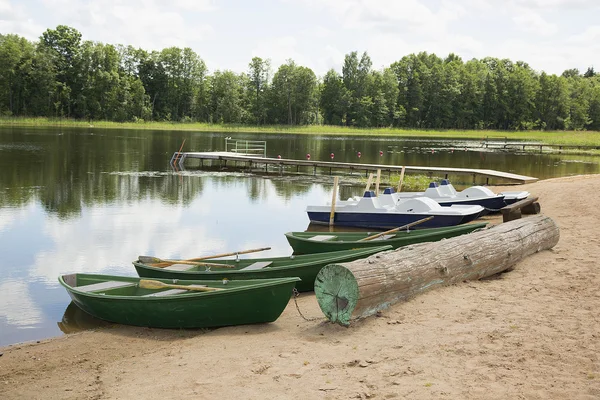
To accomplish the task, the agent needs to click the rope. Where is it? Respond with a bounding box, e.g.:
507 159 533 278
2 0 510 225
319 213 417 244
292 288 323 322
483 206 503 212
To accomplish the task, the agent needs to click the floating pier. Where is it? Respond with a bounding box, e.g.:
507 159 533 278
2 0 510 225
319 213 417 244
171 151 538 185
479 138 600 152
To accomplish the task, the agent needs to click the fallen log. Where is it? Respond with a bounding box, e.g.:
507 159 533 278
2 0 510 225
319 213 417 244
314 214 560 326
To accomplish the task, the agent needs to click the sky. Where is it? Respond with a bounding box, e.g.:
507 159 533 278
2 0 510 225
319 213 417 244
1 0 599 77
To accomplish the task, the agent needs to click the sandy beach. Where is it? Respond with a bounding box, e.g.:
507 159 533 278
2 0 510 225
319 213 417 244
1 175 599 400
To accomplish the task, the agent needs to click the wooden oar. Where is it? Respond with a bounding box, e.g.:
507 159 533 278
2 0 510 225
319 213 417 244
375 169 381 196
358 216 435 242
397 166 406 192
364 173 374 193
185 247 271 261
139 279 223 292
137 257 236 269
329 176 339 227
138 247 272 267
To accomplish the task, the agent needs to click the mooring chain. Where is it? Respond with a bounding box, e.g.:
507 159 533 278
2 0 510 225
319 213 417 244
292 288 323 322
483 206 503 212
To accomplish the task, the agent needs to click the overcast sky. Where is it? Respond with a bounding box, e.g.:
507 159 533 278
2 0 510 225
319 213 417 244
1 0 599 77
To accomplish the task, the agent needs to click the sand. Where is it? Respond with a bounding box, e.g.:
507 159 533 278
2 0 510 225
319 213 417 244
1 175 599 400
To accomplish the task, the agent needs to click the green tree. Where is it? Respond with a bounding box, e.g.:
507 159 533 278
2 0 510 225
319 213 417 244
247 57 271 124
319 69 348 125
39 25 83 117
565 76 592 130
506 62 538 130
0 34 36 115
535 72 570 130
342 51 372 126
586 79 600 130
269 60 317 125
210 70 245 123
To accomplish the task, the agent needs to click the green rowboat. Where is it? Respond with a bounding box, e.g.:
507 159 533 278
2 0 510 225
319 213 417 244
133 246 392 292
59 273 300 329
285 223 488 254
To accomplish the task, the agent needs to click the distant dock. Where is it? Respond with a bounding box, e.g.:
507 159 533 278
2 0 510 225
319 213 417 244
479 138 600 152
170 151 538 185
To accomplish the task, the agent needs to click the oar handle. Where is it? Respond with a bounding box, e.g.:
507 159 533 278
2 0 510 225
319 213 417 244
186 247 272 261
358 216 434 241
138 247 271 268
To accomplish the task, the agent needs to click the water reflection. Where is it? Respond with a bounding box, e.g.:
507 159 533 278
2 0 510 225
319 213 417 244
57 302 111 334
0 278 43 328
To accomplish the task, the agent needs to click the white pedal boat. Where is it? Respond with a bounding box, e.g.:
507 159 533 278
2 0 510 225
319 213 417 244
306 190 484 229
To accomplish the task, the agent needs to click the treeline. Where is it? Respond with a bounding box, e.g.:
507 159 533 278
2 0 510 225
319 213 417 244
1 25 600 130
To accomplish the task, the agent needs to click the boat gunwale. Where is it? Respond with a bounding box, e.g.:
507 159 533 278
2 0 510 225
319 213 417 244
285 223 489 243
59 274 301 301
132 246 393 275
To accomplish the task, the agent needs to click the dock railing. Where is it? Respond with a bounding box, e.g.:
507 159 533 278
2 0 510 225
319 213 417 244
225 138 266 158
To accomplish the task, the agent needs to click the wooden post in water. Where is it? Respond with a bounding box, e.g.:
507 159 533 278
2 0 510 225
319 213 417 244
397 166 406 192
314 215 560 326
172 139 186 167
364 173 374 194
329 176 339 227
375 169 381 196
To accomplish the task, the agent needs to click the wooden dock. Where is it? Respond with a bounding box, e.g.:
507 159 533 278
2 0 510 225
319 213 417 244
171 151 538 185
479 139 600 152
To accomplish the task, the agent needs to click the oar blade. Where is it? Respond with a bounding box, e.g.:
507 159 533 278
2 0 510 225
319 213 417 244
138 256 162 264
139 279 224 292
138 279 167 289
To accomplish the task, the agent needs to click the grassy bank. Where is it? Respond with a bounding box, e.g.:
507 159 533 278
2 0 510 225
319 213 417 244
1 117 600 146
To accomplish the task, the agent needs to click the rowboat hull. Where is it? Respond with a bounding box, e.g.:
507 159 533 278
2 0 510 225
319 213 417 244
133 246 392 292
59 274 300 329
285 223 488 254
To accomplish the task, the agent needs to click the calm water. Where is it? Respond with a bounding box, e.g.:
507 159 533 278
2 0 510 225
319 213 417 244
0 126 598 346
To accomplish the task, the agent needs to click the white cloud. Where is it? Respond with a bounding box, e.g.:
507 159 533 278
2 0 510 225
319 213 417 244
512 0 598 9
567 25 600 44
0 0 12 15
172 0 215 12
308 0 461 37
37 0 214 49
302 25 331 38
252 36 310 72
0 0 46 39
512 9 558 36
357 31 484 72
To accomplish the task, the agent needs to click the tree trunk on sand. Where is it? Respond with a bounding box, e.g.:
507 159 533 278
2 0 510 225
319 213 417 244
314 215 560 326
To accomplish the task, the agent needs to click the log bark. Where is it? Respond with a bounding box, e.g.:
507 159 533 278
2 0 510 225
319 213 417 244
314 215 560 326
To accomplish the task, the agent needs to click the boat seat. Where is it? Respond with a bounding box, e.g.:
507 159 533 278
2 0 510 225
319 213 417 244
308 235 337 242
371 234 395 241
240 261 273 271
78 281 136 292
163 263 195 271
142 284 208 297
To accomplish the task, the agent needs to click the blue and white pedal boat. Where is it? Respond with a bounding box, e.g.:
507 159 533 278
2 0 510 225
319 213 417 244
306 191 484 229
341 180 529 213
392 180 529 211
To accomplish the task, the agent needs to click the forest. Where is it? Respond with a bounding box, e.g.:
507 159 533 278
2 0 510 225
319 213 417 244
1 25 599 131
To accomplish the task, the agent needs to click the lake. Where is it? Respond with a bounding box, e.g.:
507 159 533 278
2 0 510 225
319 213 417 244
0 126 598 346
